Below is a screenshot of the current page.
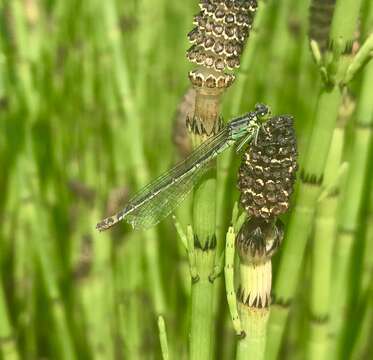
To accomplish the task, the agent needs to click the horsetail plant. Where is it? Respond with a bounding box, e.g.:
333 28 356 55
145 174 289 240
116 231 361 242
186 1 259 357
0 285 19 360
266 1 366 357
307 104 349 360
331 23 373 358
351 185 373 359
99 0 166 315
356 55 373 301
2 0 373 358
224 115 298 359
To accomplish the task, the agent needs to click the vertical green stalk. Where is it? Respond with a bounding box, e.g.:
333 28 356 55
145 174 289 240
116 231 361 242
353 279 373 359
9 0 39 112
190 169 217 360
265 0 362 358
76 153 115 359
189 245 216 360
263 0 293 111
158 315 170 360
12 162 38 358
351 185 373 359
236 262 271 360
28 192 76 359
135 0 164 111
0 4 20 359
307 123 345 360
360 172 373 295
330 43 373 358
115 233 143 359
215 5 269 357
0 284 20 360
99 0 165 314
265 88 339 360
19 152 76 360
295 0 322 162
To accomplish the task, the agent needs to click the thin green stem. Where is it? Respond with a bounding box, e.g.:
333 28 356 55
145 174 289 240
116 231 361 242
330 49 373 359
263 0 294 111
351 185 373 359
266 1 363 357
308 125 345 360
189 237 216 360
343 33 373 85
189 163 217 359
158 316 170 360
115 233 143 359
99 0 165 314
224 227 243 336
0 283 20 360
236 262 271 360
360 176 373 295
31 202 76 359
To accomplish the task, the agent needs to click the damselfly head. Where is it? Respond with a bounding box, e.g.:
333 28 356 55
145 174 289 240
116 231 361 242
254 103 270 118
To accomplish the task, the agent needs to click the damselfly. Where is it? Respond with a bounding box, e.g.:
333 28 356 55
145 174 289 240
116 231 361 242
96 103 270 231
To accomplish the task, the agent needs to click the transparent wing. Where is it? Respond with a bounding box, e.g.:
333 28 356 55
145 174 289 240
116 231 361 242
126 161 212 229
127 127 230 203
96 126 231 231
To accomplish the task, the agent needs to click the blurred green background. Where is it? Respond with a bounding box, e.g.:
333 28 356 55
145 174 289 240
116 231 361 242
0 0 372 359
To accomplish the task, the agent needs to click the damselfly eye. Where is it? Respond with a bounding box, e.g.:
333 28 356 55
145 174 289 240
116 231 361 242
255 103 269 117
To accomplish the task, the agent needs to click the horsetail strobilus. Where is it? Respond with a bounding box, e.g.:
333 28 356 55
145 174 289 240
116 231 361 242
96 103 270 231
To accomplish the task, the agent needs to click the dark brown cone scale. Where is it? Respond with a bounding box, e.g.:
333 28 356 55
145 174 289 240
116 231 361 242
238 115 298 219
187 0 258 89
308 0 336 53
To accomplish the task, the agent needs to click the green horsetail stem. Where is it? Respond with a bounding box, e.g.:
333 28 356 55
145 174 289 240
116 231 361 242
235 113 297 360
331 33 373 358
351 185 373 359
361 182 373 294
86 5 148 356
265 0 363 358
15 156 76 360
0 284 20 360
13 161 37 359
76 211 115 357
189 85 220 360
22 159 76 359
263 0 293 112
307 124 345 360
189 121 221 360
115 232 143 359
8 2 76 357
100 0 166 314
215 7 268 353
158 315 170 360
235 262 271 360
187 1 260 357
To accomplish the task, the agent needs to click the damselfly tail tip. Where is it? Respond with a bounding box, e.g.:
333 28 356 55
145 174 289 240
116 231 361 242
96 216 117 232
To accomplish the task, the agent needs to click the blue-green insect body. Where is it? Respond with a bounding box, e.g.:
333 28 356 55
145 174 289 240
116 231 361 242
97 104 269 231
